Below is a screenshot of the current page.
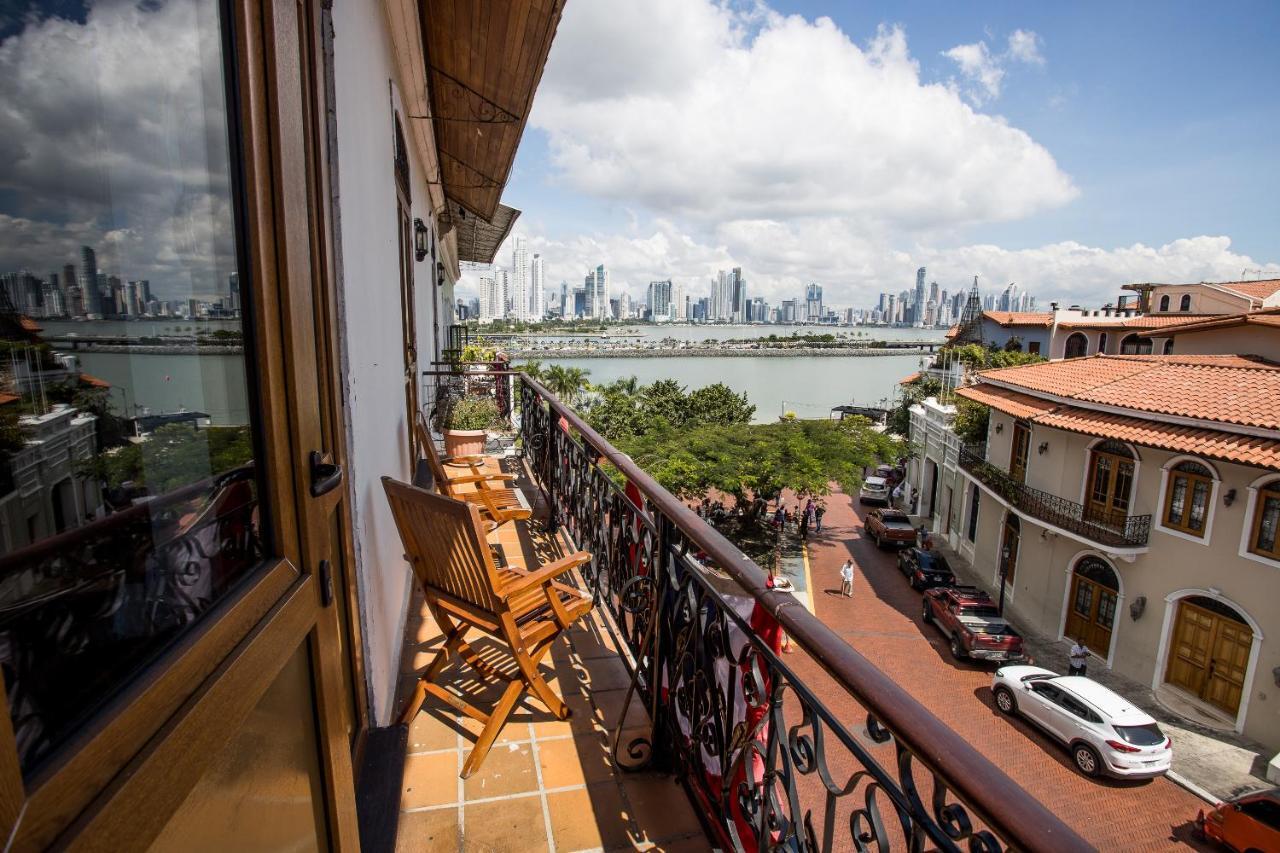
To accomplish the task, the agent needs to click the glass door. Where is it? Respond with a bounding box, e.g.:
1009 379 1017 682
1085 443 1135 526
0 0 359 845
1009 422 1031 484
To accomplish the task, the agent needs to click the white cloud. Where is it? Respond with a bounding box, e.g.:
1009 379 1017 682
942 41 1005 104
1007 29 1045 66
535 6 1076 230
943 28 1045 105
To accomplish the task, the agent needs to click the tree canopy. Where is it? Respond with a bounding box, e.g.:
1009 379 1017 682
586 377 754 440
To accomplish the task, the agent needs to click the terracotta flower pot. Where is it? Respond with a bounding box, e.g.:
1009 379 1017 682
443 429 487 458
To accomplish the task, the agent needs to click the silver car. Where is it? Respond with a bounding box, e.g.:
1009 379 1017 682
991 665 1172 779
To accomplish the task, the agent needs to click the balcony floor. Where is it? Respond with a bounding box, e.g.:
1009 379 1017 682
392 456 707 852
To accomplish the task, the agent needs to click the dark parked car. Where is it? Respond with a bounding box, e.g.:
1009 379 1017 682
922 586 1026 663
897 547 955 590
864 508 916 549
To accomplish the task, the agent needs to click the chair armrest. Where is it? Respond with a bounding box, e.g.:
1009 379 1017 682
443 454 488 467
448 472 517 486
502 551 591 598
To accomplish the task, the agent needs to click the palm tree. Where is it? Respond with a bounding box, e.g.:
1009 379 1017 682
543 365 591 406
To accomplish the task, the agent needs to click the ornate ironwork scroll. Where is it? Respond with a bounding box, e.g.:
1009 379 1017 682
517 375 1088 853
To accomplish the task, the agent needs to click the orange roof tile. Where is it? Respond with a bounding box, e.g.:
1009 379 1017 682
1031 407 1280 471
982 311 1053 327
19 316 41 333
0 393 18 406
955 384 1059 420
979 354 1280 429
944 324 960 340
1137 307 1280 338
78 373 111 388
1216 279 1280 300
898 371 922 385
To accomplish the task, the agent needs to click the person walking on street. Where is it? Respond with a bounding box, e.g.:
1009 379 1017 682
916 523 929 549
1069 639 1090 676
799 505 810 539
840 559 855 597
815 503 826 532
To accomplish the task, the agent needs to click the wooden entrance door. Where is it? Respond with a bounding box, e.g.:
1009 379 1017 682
1166 597 1252 716
0 0 362 846
1064 558 1119 653
394 117 419 460
1085 443 1135 525
1009 421 1031 484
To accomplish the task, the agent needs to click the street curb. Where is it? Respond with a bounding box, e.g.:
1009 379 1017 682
1166 770 1218 805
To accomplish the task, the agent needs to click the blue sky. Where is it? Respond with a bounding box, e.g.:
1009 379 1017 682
471 0 1279 308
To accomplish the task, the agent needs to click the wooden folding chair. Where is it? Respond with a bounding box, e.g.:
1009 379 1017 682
382 477 593 778
415 413 532 528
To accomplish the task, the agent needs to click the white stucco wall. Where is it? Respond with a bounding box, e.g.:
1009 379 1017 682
331 0 447 725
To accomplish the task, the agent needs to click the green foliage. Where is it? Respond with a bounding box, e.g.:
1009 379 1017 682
0 407 24 461
445 397 500 431
542 365 591 405
952 397 991 446
886 376 942 437
615 417 899 507
460 343 498 363
937 343 1045 371
585 378 753 441
79 424 253 493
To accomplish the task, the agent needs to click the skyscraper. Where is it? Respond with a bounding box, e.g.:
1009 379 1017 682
585 264 609 320
559 281 568 317
80 245 102 316
730 267 746 323
805 283 823 321
646 280 672 318
530 253 544 319
509 236 529 321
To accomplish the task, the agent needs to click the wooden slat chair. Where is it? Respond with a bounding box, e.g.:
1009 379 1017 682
382 477 593 778
414 414 532 529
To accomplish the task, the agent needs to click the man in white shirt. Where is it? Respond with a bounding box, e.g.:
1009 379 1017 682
1069 638 1090 676
840 559 854 597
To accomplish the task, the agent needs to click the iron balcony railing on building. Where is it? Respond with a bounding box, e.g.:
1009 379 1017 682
515 373 1088 853
958 444 1151 548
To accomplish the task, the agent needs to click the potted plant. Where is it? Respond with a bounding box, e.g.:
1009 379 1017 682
442 396 499 457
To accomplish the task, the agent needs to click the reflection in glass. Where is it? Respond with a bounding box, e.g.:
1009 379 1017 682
0 0 262 771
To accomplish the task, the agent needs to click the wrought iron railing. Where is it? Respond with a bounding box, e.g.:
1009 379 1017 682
422 361 514 429
517 374 1088 853
958 445 1151 548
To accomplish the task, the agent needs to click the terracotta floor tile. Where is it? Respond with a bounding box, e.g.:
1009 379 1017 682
572 625 621 660
463 742 538 800
622 775 702 843
458 713 531 745
401 752 459 810
632 832 711 852
537 734 615 789
591 688 651 732
407 707 459 754
396 807 459 852
579 655 633 692
546 783 634 852
462 794 547 853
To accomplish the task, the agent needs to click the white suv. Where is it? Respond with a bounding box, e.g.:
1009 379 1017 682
991 665 1172 779
858 476 890 505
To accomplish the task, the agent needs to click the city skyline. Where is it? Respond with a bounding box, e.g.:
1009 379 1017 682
457 0 1278 311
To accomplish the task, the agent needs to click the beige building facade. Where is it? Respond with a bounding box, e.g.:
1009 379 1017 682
911 354 1280 755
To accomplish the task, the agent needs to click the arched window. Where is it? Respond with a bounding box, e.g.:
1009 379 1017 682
1163 460 1213 537
1098 332 1108 354
1066 556 1120 652
1064 332 1088 359
1159 294 1170 311
1248 479 1280 560
1120 334 1152 355
1179 294 1192 312
1163 339 1174 355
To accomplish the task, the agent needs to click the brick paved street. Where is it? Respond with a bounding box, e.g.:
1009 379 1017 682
786 487 1213 851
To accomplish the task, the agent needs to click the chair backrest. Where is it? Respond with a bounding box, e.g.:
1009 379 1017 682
415 414 453 497
382 476 502 612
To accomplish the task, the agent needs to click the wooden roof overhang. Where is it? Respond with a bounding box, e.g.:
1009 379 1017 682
417 0 563 263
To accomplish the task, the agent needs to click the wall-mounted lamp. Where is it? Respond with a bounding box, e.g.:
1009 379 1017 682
1129 595 1146 621
994 423 1004 434
1038 441 1049 455
414 218 429 262
1223 488 1237 507
436 260 447 288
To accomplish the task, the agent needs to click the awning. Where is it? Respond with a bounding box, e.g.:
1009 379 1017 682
442 203 521 265
418 0 564 223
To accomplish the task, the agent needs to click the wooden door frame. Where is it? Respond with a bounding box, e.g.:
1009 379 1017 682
1009 421 1030 484
1085 448 1135 524
0 0 362 846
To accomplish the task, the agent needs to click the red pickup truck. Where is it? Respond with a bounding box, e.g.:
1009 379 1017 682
864 508 917 549
922 586 1026 663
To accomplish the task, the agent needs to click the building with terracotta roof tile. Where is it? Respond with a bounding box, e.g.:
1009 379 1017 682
904 353 1280 756
1137 307 1280 362
1124 278 1280 316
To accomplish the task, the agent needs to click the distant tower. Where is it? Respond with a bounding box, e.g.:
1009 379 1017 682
79 245 102 316
955 276 984 344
